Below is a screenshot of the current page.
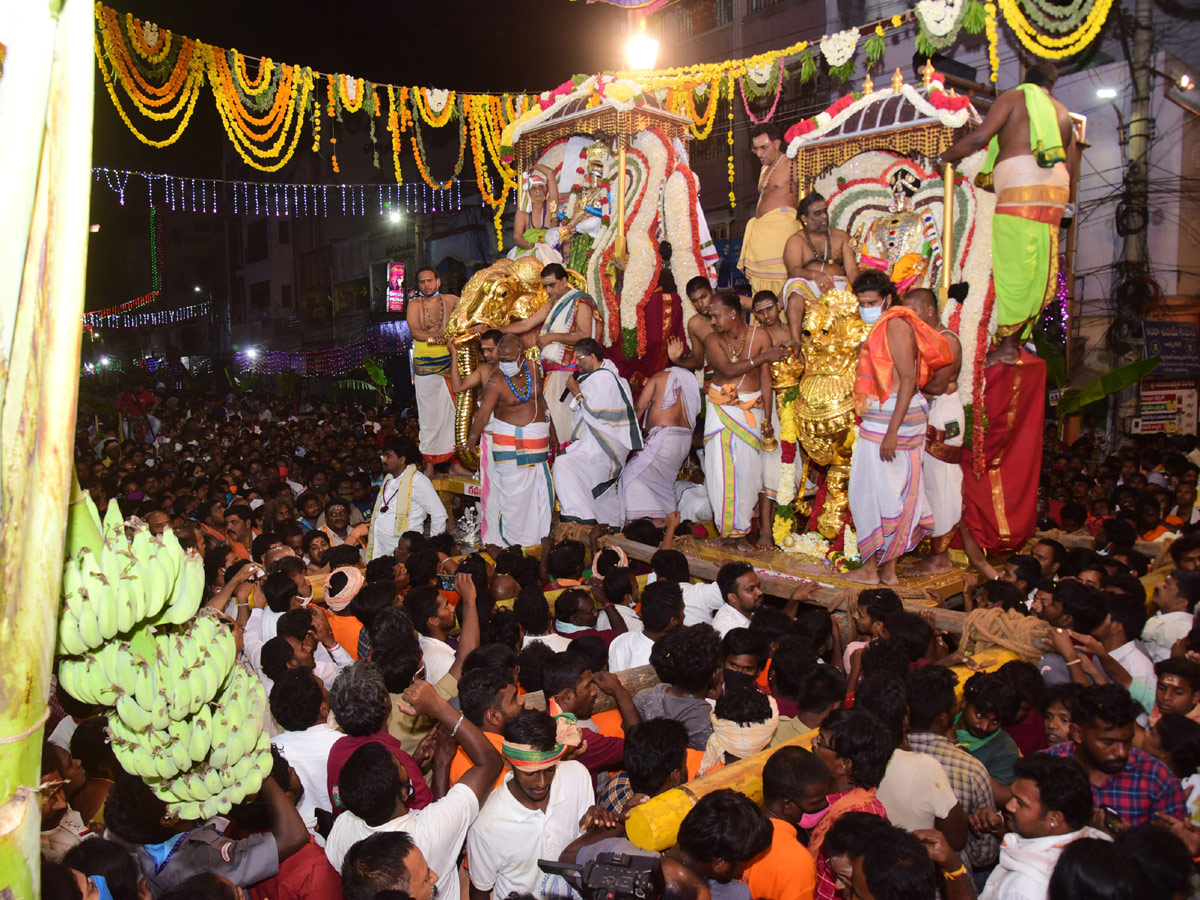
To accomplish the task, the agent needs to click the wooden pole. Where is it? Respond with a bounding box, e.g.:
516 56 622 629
607 536 969 634
940 162 955 306
0 1 95 895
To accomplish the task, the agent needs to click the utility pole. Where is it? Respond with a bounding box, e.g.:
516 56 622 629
1121 0 1153 270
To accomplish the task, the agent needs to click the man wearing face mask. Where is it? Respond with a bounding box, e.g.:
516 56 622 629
552 338 641 528
844 269 952 586
468 334 555 546
407 266 461 477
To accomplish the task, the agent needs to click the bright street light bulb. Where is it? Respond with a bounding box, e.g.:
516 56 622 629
99 356 109 367
1097 87 1118 99
246 348 259 360
389 210 402 224
1180 73 1194 91
626 32 659 71
193 285 202 293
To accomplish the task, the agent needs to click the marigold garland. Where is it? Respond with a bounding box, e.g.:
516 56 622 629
411 102 467 190
414 86 456 127
726 74 736 208
232 49 273 96
124 12 170 64
681 79 720 139
998 0 1113 58
211 60 314 172
338 74 365 113
387 86 410 185
985 3 1000 82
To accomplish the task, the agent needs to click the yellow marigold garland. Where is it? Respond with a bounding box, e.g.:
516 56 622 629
681 78 720 140
411 104 466 190
387 86 411 185
338 74 365 113
95 33 203 147
211 59 314 172
414 86 456 128
998 0 1113 58
210 51 296 139
726 74 736 208
985 3 1000 82
124 12 170 64
233 49 273 96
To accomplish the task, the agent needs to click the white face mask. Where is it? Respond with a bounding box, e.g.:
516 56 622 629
860 306 883 324
499 360 521 377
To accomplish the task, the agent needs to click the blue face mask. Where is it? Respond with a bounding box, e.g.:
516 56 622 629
860 305 883 324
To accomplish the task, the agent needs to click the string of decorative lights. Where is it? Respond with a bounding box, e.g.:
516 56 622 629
236 321 412 377
86 299 211 331
93 167 464 216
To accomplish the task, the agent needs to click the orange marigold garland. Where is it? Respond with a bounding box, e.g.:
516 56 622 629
387 86 410 184
413 86 456 128
411 98 466 190
124 11 171 64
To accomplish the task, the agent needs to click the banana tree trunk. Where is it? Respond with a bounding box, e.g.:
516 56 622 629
0 2 94 895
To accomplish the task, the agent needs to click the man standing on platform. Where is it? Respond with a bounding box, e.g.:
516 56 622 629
902 289 963 576
618 364 701 525
702 291 783 544
781 192 860 343
553 339 641 528
844 270 952 586
498 263 599 444
407 267 462 477
940 61 1074 343
739 124 800 297
751 290 793 549
468 335 554 548
368 436 447 560
666 276 716 373
452 328 501 542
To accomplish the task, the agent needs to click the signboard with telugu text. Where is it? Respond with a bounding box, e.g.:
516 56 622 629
1137 377 1199 435
386 263 406 313
1143 321 1200 376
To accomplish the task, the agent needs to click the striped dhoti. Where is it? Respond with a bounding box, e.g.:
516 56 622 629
486 418 554 547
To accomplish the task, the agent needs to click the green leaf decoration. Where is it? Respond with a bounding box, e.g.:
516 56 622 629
829 60 857 84
864 32 887 66
963 0 988 34
363 357 388 389
1057 357 1161 416
915 30 937 59
1030 329 1067 389
799 49 817 84
334 379 380 392
622 328 638 359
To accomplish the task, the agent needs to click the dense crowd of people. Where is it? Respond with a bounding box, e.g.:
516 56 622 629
35 375 1200 900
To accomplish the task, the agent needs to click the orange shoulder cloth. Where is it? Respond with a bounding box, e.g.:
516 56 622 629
853 306 953 411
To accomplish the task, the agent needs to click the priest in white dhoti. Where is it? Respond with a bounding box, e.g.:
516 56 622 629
368 436 448 560
619 366 701 524
553 339 642 527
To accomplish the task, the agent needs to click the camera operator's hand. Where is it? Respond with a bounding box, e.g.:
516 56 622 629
579 804 621 831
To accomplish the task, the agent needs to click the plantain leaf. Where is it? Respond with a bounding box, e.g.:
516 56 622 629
865 33 887 66
334 379 380 392
799 49 817 84
1057 357 1161 415
829 60 857 84
963 0 988 35
363 357 388 389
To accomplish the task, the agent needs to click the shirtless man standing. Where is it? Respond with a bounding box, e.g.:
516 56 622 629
941 61 1074 359
467 335 554 547
902 289 963 575
408 267 465 477
448 330 501 396
782 192 860 345
702 291 786 543
751 291 794 548
738 124 800 297
667 276 716 372
618 362 702 525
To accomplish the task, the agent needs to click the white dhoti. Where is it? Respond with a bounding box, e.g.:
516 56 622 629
619 426 694 523
675 481 714 523
478 428 501 545
412 341 457 464
849 392 933 564
543 369 576 445
486 419 554 547
762 399 782 500
553 360 641 527
781 275 849 311
702 391 764 537
922 392 965 554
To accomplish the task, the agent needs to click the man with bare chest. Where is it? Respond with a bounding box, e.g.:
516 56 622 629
468 335 554 546
781 192 860 345
407 266 463 477
667 277 716 375
618 363 702 525
702 291 787 542
903 289 964 575
738 124 800 298
751 290 793 547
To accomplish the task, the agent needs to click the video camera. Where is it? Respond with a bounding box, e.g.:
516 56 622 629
539 852 663 900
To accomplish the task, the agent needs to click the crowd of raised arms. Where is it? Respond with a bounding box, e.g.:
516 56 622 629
43 351 1200 900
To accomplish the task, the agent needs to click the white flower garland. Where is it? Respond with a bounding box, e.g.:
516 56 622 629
780 531 831 559
820 28 860 68
917 0 965 36
426 88 450 115
786 83 977 158
747 62 774 87
619 132 671 334
663 168 702 329
843 525 860 560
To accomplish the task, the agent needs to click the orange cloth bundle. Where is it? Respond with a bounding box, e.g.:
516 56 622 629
853 306 953 412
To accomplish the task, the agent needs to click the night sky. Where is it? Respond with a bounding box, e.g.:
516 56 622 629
93 0 629 176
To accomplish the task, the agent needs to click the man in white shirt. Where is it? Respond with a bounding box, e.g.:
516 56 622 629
1142 570 1198 663
404 585 459 685
712 563 763 637
466 709 597 900
649 546 724 627
324 679 503 877
599 568 643 633
608 581 684 673
977 755 1108 900
515 588 573 653
269 669 342 835
260 607 354 696
368 436 447 560
1091 594 1156 713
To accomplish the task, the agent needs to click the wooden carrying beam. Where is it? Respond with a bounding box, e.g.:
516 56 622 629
606 536 969 635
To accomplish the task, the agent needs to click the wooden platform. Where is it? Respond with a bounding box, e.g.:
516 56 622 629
608 535 972 634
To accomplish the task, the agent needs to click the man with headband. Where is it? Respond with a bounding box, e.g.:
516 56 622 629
467 709 596 900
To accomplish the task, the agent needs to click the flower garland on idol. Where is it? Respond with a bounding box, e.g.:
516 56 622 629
662 165 707 333
620 131 672 356
772 385 801 546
